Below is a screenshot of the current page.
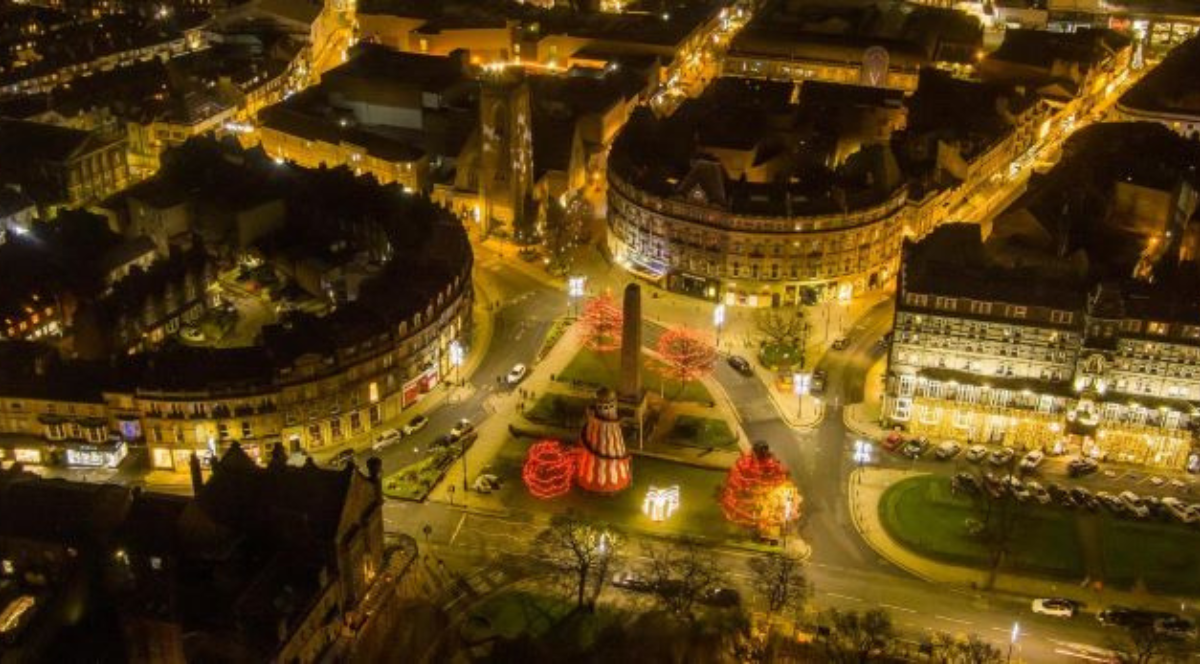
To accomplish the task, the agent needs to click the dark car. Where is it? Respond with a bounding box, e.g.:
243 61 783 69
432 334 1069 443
612 571 654 593
1099 607 1174 628
330 449 355 468
1068 457 1100 477
901 439 928 459
952 473 982 495
699 587 741 608
727 355 754 376
810 370 827 394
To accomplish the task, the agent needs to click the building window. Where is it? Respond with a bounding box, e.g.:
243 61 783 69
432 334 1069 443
934 296 957 311
151 447 174 469
918 405 941 425
308 424 323 446
1147 321 1168 335
350 411 362 434
369 381 380 403
898 375 916 397
1006 305 1027 319
370 404 382 426
241 421 252 438
905 293 928 307
330 418 343 440
217 422 229 440
953 410 972 429
1050 311 1073 324
892 397 912 420
969 301 992 315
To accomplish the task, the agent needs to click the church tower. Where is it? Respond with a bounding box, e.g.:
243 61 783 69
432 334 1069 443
478 68 533 234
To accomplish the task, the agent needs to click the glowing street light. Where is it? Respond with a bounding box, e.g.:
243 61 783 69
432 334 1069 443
713 303 726 350
449 339 464 386
568 275 586 317
793 372 811 418
1007 621 1020 663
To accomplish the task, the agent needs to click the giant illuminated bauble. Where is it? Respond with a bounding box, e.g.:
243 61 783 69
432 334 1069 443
522 439 575 499
720 442 802 533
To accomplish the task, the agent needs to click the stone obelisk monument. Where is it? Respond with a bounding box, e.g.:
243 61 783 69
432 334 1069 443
619 283 641 402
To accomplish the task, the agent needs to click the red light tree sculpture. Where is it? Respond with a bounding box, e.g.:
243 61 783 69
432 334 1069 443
655 326 717 394
720 443 803 538
580 293 623 352
522 439 576 499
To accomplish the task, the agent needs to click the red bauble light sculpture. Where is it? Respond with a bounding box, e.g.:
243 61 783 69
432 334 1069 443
720 443 803 533
522 439 576 499
580 293 623 352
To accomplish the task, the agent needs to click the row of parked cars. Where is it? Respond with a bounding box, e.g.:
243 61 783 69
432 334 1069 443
951 471 1200 523
1030 599 1196 639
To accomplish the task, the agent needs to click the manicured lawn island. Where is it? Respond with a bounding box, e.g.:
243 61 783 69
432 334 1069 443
667 415 738 451
558 348 713 404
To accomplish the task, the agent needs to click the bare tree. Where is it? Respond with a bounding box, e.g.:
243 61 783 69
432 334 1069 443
644 538 727 619
952 634 1004 664
1107 623 1193 664
533 512 622 610
959 465 1025 588
754 307 808 349
819 608 897 663
748 552 809 618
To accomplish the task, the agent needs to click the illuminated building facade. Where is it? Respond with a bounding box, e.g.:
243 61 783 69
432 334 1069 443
884 124 1200 471
607 78 910 306
1116 34 1200 140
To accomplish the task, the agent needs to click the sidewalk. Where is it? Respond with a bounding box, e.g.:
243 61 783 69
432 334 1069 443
844 357 890 441
848 467 1197 614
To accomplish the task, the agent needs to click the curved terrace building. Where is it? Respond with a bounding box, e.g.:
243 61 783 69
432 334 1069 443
607 78 908 306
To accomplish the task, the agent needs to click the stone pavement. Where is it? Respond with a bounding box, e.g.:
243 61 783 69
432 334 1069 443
847 467 1196 614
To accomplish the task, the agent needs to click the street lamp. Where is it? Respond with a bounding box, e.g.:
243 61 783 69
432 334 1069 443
449 339 464 387
1007 621 1020 663
713 303 725 351
792 372 811 419
568 276 586 317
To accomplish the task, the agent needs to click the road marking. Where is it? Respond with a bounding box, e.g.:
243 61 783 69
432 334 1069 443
880 603 917 614
825 592 864 602
1053 648 1114 662
935 615 973 626
449 513 467 545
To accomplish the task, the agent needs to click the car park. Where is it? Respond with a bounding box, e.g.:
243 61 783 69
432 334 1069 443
1019 450 1045 472
989 448 1015 466
1032 598 1078 618
372 428 402 451
1119 491 1150 518
506 363 528 385
402 415 429 436
727 355 753 376
1068 457 1099 477
1026 481 1052 505
965 445 988 463
934 441 962 460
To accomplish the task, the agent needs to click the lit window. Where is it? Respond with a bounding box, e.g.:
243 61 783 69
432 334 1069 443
369 381 379 403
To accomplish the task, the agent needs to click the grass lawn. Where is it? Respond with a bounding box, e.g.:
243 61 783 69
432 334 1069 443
482 436 739 542
878 475 1084 578
525 393 592 428
666 415 737 451
383 449 456 501
558 348 712 404
1099 515 1200 595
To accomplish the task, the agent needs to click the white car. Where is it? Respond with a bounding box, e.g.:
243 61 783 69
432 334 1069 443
506 363 527 385
1119 491 1150 518
1019 449 1045 472
934 441 962 460
1032 598 1078 618
1161 497 1199 524
372 428 401 451
401 415 428 436
1025 480 1052 505
449 419 474 441
965 445 988 463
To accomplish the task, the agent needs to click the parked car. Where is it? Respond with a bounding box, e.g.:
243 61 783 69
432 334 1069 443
1162 497 1199 524
901 438 928 459
612 571 654 592
473 473 502 493
1155 616 1197 639
449 419 474 441
330 449 355 468
1099 607 1174 628
934 441 962 460
952 473 982 495
1019 450 1045 472
699 587 742 607
1032 598 1078 618
1068 457 1099 477
989 448 1015 466
180 326 205 343
1119 491 1150 518
1005 475 1030 501
810 370 827 394
1097 491 1124 513
982 471 1006 498
402 415 429 436
1026 481 1052 505
506 363 528 385
727 355 754 376
832 337 851 350
372 428 402 451
965 445 989 463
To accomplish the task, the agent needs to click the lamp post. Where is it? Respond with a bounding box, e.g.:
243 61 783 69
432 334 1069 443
713 303 726 352
1007 621 1020 663
568 276 586 317
449 339 464 387
793 372 811 419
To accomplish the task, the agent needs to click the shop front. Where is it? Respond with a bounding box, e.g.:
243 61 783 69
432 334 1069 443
63 438 128 468
0 435 49 466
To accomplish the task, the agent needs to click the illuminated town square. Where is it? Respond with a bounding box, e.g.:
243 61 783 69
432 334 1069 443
2 0 1200 661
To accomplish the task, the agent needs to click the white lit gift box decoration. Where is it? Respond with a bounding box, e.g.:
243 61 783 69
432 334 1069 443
642 485 681 522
